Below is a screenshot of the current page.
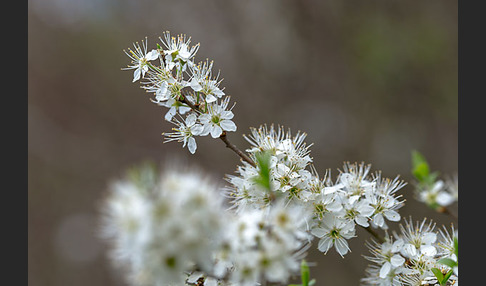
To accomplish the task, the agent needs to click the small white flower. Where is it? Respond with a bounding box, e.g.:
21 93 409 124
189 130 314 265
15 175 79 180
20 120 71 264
100 163 226 285
399 218 438 259
311 214 355 257
123 37 159 82
189 60 225 103
153 98 192 121
164 114 203 154
160 32 199 71
417 177 458 208
199 97 237 138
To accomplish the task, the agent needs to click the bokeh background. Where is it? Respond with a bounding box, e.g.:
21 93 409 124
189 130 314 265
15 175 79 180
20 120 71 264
28 0 458 285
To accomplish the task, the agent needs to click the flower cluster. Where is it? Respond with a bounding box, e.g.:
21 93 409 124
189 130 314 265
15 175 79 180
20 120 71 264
100 163 226 285
361 218 458 286
101 163 314 286
214 201 313 286
226 124 406 257
123 33 236 154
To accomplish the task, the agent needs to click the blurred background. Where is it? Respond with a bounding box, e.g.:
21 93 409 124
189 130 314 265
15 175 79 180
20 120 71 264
28 0 457 285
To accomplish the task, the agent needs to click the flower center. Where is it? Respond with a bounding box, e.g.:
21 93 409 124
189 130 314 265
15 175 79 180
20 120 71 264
211 115 220 124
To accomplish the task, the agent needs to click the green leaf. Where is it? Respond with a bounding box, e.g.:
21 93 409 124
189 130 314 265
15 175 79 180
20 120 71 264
300 260 310 286
443 269 454 285
454 237 459 258
253 151 272 191
308 279 316 286
411 150 430 182
437 258 457 268
431 268 444 283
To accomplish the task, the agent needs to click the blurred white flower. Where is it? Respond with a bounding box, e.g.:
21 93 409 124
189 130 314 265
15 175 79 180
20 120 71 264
101 163 225 285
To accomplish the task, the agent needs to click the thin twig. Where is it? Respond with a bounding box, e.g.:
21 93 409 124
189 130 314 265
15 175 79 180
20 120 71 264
220 132 256 167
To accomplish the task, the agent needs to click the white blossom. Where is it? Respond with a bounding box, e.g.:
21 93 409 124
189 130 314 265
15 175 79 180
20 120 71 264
362 218 459 286
100 163 226 285
164 114 204 154
123 37 159 82
199 97 237 138
310 214 355 257
189 59 225 103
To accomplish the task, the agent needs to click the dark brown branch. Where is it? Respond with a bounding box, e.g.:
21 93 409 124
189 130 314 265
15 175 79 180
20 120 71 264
219 132 256 167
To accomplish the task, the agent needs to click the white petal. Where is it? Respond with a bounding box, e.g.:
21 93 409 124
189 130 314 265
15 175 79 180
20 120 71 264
384 210 400 222
373 213 384 227
179 106 191 114
187 272 203 283
205 93 217 103
334 238 350 257
311 227 327 238
198 114 211 124
200 124 211 136
210 125 223 138
436 192 454 206
422 232 437 244
327 201 343 212
221 110 234 120
355 216 369 227
133 68 141 82
204 279 218 286
322 215 337 229
358 205 375 217
317 236 333 253
220 120 237 132
404 244 417 257
391 239 404 252
379 262 391 278
420 245 437 257
186 113 197 126
213 88 225 97
155 82 169 101
390 254 405 267
348 195 360 205
191 125 203 136
187 137 197 154
164 107 176 121
146 50 159 60
323 186 340 195
190 78 202 91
